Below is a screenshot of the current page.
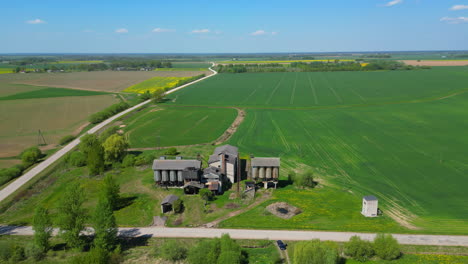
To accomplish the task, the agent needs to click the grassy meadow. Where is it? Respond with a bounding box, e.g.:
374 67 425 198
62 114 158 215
165 67 468 108
0 87 108 100
123 106 238 148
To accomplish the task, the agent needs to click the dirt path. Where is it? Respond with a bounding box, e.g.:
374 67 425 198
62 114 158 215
127 107 246 151
203 191 271 228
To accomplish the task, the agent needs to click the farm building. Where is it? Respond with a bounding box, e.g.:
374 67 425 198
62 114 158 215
160 194 179 213
152 156 201 186
208 145 238 183
202 167 225 194
361 195 378 217
251 157 280 183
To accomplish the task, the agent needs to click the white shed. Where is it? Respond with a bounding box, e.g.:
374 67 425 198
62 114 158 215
361 195 378 217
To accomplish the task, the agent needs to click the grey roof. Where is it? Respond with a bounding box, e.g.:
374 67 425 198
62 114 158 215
183 181 205 189
161 194 179 205
152 159 201 170
203 167 222 175
251 157 280 167
213 145 238 156
208 154 237 164
363 195 378 201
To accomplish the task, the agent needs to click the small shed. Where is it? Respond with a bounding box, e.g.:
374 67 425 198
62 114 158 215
183 181 205 194
161 194 179 213
361 195 378 217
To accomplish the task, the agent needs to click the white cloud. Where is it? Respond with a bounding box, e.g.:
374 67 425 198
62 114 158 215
152 28 174 33
440 16 468 24
450 5 468 11
191 29 210 34
26 19 46 24
115 28 128 33
271 31 278 36
250 30 266 36
385 0 403 7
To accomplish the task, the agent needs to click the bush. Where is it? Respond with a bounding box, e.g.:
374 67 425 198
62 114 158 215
134 153 155 166
293 170 316 188
69 151 87 167
159 240 187 261
70 247 108 264
0 241 12 261
10 243 26 262
293 239 339 264
373 234 401 260
122 154 136 167
59 135 76 145
99 126 119 142
0 165 24 186
173 199 184 214
25 243 45 261
21 146 42 167
344 236 374 262
89 102 130 124
199 188 214 201
164 147 178 156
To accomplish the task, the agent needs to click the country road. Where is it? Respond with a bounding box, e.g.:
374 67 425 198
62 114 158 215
0 64 217 203
1 226 468 247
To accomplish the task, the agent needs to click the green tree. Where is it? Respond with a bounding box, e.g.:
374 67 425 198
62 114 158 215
69 151 87 167
373 234 401 260
293 239 339 264
122 154 136 167
188 238 221 264
159 240 187 261
56 182 87 249
344 236 374 262
173 199 184 214
164 147 178 156
93 197 118 251
199 188 214 201
32 207 53 254
293 170 316 188
102 134 129 162
152 89 166 103
88 143 105 175
80 134 100 156
21 147 42 167
101 175 120 210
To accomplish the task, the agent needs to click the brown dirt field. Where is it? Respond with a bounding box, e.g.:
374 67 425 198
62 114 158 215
0 94 118 157
0 159 21 169
0 70 211 93
402 60 468 66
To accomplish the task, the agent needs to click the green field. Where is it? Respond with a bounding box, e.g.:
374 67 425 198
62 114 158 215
164 68 468 234
219 59 355 64
165 68 468 108
171 62 212 68
155 67 208 71
123 106 238 148
123 76 192 94
0 86 108 100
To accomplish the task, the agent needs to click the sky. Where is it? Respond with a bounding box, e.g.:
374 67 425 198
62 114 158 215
0 0 467 53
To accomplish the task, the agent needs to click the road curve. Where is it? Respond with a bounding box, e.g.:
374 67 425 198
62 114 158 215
1 226 468 247
0 64 217 203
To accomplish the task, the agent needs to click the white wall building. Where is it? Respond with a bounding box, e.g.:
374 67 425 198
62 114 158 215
208 145 238 183
361 195 378 217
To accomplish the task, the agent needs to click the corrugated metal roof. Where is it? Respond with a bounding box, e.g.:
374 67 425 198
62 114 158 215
208 153 237 164
152 159 201 170
251 157 280 167
213 145 238 156
363 195 378 201
161 194 179 205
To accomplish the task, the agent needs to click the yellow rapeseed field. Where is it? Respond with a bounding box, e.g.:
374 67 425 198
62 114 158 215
123 76 191 94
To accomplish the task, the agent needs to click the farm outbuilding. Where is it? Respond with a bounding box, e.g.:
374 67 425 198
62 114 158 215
152 157 201 186
161 194 179 213
208 145 238 183
361 195 378 217
251 157 280 181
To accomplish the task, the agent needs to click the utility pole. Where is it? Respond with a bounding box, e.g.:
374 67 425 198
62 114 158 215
156 134 161 150
37 129 46 146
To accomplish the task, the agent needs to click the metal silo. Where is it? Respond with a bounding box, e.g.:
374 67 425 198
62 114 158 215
273 167 279 179
252 167 258 180
170 170 176 182
162 170 168 182
177 171 183 183
154 170 161 182
266 167 272 179
259 167 265 180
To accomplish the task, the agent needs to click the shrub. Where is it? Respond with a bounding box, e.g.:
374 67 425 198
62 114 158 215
344 236 374 262
69 151 87 167
10 243 26 262
159 240 187 261
25 243 45 261
373 234 401 260
122 154 136 167
164 147 178 156
102 134 129 162
134 153 154 166
0 241 12 261
0 165 24 186
199 188 214 201
21 146 42 167
59 135 76 145
89 102 130 124
173 199 184 214
293 170 316 188
293 239 339 264
70 247 108 264
99 126 119 142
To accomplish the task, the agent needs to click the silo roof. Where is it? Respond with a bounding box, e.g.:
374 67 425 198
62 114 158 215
152 159 201 170
251 157 280 167
363 195 378 201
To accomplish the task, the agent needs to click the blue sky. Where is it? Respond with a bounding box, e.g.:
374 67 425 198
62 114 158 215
1 0 467 53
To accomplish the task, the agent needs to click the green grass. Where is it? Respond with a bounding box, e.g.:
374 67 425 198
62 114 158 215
165 67 468 108
155 67 208 71
123 106 238 148
123 76 192 94
171 62 212 68
344 254 468 264
55 60 104 64
0 87 108 101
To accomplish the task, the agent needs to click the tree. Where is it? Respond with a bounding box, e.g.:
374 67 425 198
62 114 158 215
293 239 339 264
152 89 166 103
56 182 87 249
69 151 86 167
199 188 214 201
188 238 221 264
173 199 184 214
373 234 401 260
102 134 129 163
88 143 105 175
159 240 187 261
164 147 178 156
80 134 100 156
21 147 42 167
122 154 135 167
93 197 118 251
32 207 53 254
101 175 120 211
293 170 316 188
344 236 374 262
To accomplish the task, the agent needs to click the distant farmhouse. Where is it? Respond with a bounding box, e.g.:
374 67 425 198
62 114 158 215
362 195 378 217
152 144 281 195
